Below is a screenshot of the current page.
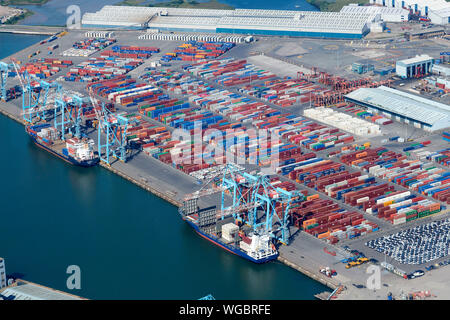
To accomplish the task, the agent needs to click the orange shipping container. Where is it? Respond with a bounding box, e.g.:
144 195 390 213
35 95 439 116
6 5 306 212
318 231 330 239
306 194 319 201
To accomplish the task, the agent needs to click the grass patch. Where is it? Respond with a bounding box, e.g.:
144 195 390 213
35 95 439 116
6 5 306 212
306 0 367 12
3 8 34 24
1 0 49 5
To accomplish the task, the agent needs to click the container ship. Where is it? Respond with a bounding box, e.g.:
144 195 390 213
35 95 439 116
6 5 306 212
26 124 99 167
180 206 278 264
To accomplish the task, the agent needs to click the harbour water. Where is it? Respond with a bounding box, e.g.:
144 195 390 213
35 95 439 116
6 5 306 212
0 33 328 299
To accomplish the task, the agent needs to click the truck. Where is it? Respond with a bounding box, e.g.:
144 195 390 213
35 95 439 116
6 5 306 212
345 257 369 269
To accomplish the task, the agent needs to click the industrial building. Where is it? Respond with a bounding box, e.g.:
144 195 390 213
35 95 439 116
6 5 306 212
431 64 450 77
368 0 450 25
405 27 446 41
82 6 375 39
341 4 410 22
345 86 450 132
138 32 247 43
426 76 450 90
0 280 85 300
396 55 434 78
0 258 5 289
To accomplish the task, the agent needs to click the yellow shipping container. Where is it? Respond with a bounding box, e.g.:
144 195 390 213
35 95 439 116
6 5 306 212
383 200 394 206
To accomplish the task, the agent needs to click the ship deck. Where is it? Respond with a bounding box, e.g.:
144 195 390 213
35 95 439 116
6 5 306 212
49 140 66 154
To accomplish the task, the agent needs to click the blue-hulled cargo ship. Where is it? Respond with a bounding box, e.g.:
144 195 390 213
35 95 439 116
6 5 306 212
26 124 99 167
180 206 278 264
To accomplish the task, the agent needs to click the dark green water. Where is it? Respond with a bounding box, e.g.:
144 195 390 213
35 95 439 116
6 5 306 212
0 34 327 299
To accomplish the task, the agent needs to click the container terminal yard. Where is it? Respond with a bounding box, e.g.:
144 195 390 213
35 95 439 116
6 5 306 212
1 3 450 300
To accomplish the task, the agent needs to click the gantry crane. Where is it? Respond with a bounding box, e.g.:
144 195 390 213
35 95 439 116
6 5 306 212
181 163 304 245
0 60 25 102
0 61 11 102
20 70 62 123
89 93 136 165
53 92 89 139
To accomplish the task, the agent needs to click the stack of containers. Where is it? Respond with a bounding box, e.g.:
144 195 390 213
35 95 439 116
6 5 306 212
276 117 355 151
140 70 306 167
311 168 431 225
64 56 144 82
304 107 381 136
443 132 450 143
161 41 234 62
20 58 73 79
427 147 450 167
291 192 379 242
120 111 221 173
72 38 116 50
62 38 117 57
142 69 354 158
340 148 448 208
403 142 427 152
140 69 210 96
341 104 393 125
287 160 348 187
102 45 159 59
184 58 276 86
238 78 322 107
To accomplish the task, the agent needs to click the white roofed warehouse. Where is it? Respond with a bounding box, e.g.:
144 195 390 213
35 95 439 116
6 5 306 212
369 0 450 24
340 4 410 22
82 6 373 39
345 86 450 132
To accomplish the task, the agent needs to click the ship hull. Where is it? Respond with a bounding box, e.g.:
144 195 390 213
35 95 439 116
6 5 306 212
184 218 278 264
26 127 99 167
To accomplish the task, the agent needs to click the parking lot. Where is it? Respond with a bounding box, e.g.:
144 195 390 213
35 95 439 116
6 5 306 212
366 218 450 265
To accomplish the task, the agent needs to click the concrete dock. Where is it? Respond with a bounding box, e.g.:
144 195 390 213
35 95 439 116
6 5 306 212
0 25 65 35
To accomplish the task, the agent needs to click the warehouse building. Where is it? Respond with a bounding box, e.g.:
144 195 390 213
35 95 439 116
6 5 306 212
345 86 450 132
341 4 410 22
405 27 446 41
396 54 434 78
431 64 450 77
368 0 450 25
82 6 374 39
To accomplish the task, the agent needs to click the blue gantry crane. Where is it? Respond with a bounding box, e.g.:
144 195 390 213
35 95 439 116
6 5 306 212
0 61 23 102
54 92 88 139
182 163 303 244
249 175 300 245
219 164 303 245
21 71 62 123
90 94 136 165
0 61 11 102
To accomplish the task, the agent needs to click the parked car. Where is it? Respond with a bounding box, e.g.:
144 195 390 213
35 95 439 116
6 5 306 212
366 219 450 265
408 270 425 279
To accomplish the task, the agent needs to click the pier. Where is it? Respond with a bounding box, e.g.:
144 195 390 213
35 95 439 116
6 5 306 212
0 25 65 35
